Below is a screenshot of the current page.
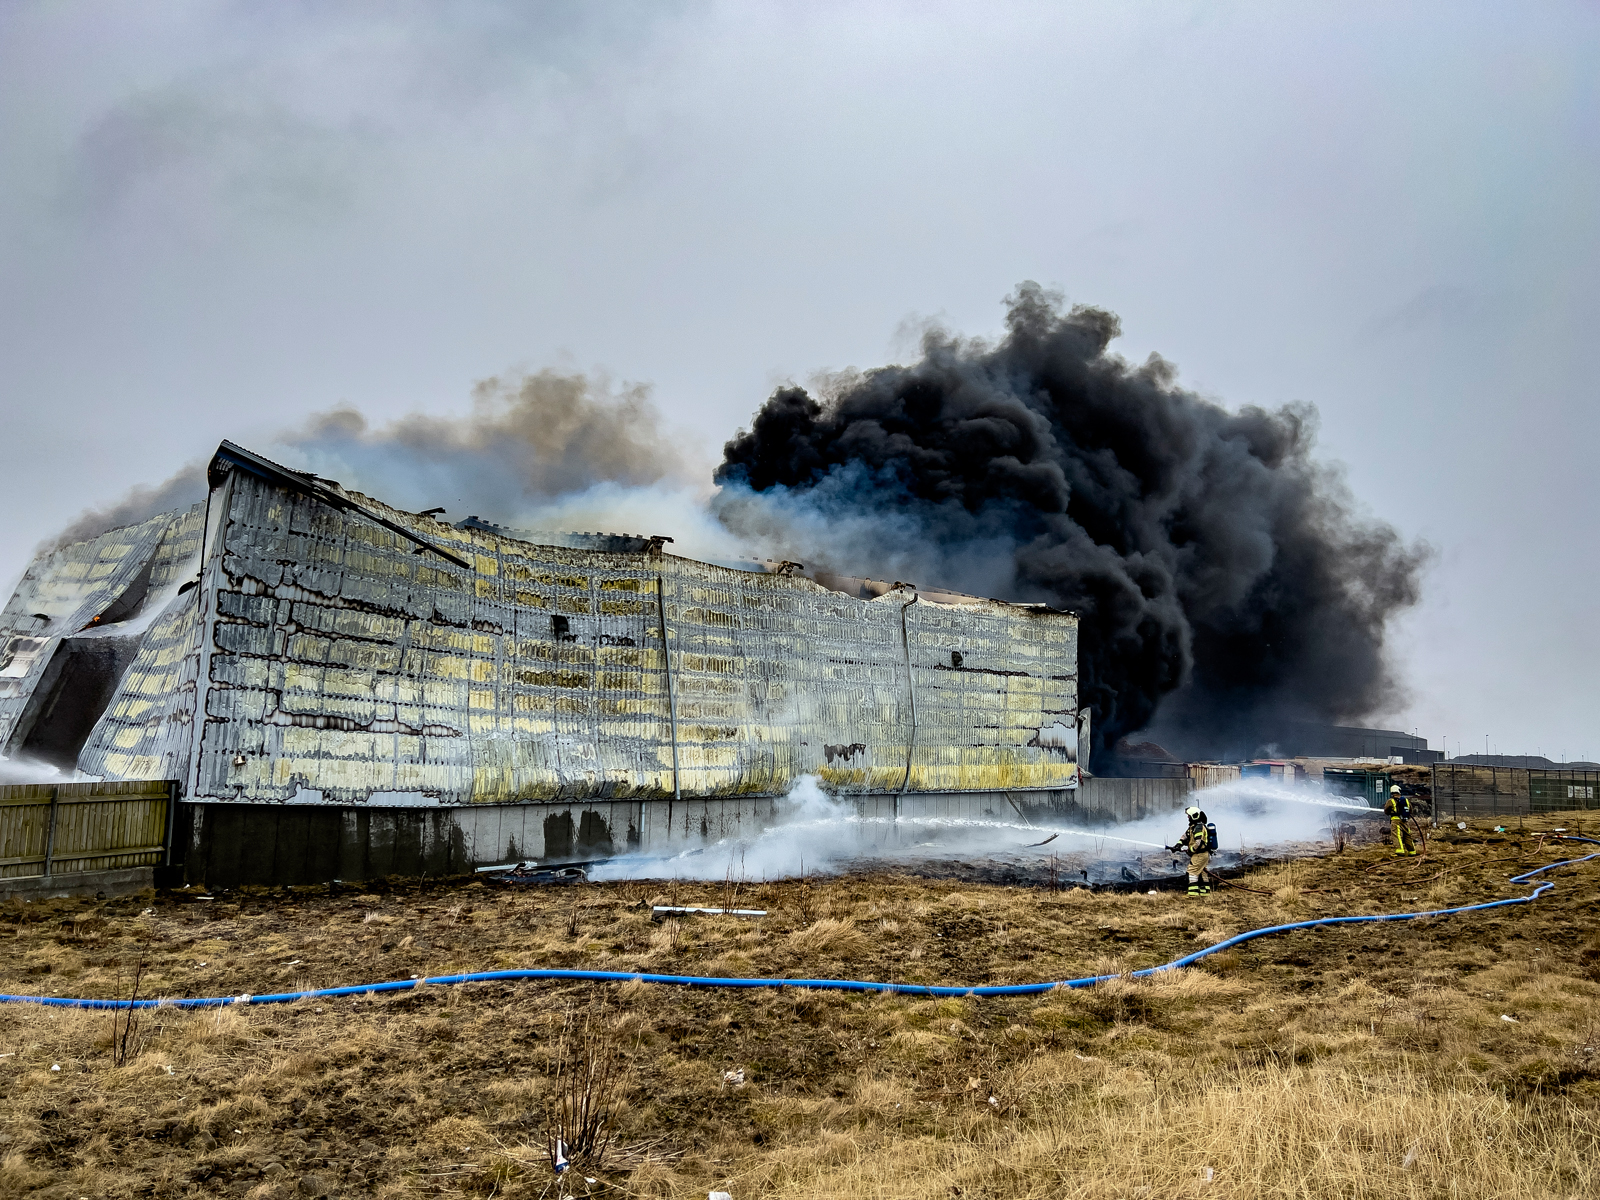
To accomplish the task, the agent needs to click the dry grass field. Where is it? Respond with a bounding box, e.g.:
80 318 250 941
3 812 1599 1199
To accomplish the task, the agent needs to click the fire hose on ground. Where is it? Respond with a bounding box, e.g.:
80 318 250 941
3 839 1597 1009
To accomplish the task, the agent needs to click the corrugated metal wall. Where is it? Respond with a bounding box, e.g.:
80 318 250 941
1188 764 1241 790
83 470 1078 805
179 781 1192 888
0 507 202 757
1076 777 1193 822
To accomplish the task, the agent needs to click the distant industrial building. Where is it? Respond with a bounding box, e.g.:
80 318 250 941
1446 754 1600 771
1276 722 1441 764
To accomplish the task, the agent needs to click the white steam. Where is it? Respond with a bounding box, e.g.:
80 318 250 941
0 755 82 785
588 777 875 882
1100 778 1373 856
585 774 1374 883
711 468 1021 598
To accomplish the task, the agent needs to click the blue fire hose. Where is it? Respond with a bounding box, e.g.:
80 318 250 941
5 840 1597 1009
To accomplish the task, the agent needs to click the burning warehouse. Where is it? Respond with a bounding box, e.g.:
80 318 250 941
0 441 1113 885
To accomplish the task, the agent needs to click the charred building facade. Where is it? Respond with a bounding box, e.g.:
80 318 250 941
0 443 1116 883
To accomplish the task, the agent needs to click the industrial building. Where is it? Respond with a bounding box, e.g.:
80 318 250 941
0 442 1141 885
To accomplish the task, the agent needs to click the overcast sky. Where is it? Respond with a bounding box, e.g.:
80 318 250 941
2 1 1596 760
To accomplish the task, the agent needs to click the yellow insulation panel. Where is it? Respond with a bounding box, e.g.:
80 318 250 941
60 470 1077 804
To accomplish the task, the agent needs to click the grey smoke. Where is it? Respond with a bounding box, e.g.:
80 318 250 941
42 368 716 553
281 368 696 515
43 465 209 553
715 283 1432 761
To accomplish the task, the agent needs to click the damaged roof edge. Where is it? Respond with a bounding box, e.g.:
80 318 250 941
452 516 673 556
203 441 1072 615
209 441 473 570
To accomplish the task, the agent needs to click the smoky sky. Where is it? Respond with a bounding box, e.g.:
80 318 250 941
282 369 694 516
34 368 705 555
717 284 1429 759
2 2 1599 760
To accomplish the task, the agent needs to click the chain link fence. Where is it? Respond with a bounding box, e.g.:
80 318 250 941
1430 763 1600 821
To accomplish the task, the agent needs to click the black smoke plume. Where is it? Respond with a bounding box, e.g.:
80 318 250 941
716 283 1428 762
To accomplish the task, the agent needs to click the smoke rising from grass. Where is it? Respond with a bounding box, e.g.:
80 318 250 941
716 283 1430 760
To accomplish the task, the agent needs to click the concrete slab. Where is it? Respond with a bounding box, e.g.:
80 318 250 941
0 866 155 902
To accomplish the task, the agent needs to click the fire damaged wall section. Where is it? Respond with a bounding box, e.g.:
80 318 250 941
9 635 145 772
74 592 206 785
0 505 203 769
76 462 1075 805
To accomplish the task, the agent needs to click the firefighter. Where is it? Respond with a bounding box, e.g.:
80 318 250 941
1168 805 1216 897
1385 784 1417 856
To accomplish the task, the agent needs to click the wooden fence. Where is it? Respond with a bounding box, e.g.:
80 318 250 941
0 780 175 880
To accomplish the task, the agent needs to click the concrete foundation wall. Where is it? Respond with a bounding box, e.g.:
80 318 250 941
0 866 156 902
180 777 1193 888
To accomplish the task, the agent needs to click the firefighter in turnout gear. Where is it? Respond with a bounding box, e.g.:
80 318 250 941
1385 785 1417 855
1169 806 1217 896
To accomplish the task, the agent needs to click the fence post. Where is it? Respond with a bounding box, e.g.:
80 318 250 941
162 781 178 866
42 786 59 878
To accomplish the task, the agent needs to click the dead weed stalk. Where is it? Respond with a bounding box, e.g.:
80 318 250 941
721 865 744 914
796 871 817 927
565 894 581 940
543 999 625 1177
111 945 150 1068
